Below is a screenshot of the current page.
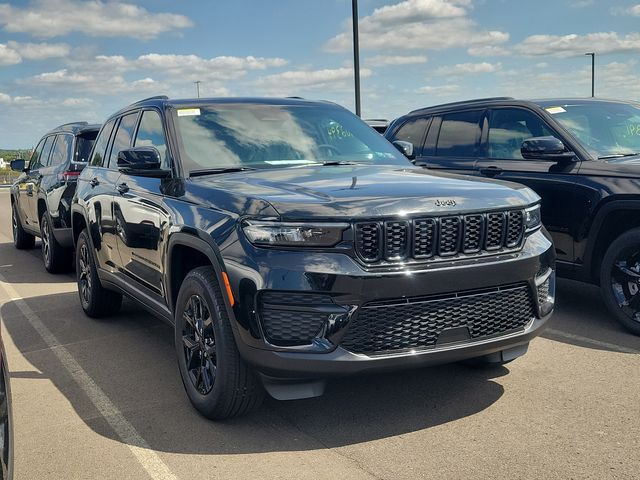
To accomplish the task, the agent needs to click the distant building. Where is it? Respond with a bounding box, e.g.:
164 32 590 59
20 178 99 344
0 158 6 169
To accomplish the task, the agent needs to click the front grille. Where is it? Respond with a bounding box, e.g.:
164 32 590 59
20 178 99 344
340 284 535 354
355 209 525 264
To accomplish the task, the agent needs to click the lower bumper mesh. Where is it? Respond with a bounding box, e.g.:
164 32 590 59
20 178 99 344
340 284 535 355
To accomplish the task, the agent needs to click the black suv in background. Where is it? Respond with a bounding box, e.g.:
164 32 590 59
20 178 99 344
71 96 554 419
10 122 99 273
386 97 640 335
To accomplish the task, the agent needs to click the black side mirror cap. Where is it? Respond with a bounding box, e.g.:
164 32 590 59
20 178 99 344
10 159 26 172
117 147 161 171
392 140 415 160
521 136 576 163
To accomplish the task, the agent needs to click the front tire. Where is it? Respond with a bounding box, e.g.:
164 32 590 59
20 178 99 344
12 203 35 250
41 212 72 273
600 228 640 336
76 229 122 318
175 266 264 420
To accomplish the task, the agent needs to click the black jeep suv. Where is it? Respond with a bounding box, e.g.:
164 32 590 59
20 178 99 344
71 96 555 419
10 122 99 272
386 97 640 335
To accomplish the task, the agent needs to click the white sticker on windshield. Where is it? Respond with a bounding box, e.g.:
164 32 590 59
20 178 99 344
545 106 566 114
177 108 201 117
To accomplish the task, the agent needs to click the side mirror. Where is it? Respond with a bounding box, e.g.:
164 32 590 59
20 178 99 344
521 136 576 162
117 147 161 172
10 158 26 172
392 140 415 160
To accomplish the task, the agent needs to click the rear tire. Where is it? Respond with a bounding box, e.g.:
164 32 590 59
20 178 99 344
12 203 35 250
41 212 73 273
175 266 264 420
600 228 640 336
76 229 122 318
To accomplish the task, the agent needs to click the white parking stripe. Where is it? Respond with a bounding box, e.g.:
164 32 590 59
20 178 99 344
545 328 640 354
0 273 178 480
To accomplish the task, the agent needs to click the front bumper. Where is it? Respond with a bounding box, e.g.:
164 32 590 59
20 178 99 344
223 227 555 379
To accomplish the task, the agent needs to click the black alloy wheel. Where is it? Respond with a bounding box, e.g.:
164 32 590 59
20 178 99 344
182 294 217 395
78 241 92 307
41 215 51 267
11 204 35 250
601 228 640 335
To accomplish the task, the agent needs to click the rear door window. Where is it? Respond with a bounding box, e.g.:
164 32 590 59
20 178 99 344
49 134 73 166
90 119 117 167
435 110 482 157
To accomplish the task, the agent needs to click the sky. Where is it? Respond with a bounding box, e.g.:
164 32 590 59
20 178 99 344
1 0 640 147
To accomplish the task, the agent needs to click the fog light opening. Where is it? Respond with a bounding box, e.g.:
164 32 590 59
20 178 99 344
535 268 556 317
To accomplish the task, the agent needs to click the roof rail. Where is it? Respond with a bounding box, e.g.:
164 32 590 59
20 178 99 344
409 96 515 114
132 95 169 105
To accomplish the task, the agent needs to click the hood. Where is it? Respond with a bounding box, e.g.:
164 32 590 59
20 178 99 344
579 155 640 177
187 165 539 220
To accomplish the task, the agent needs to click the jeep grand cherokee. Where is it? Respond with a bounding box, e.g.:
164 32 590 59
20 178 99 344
71 96 555 419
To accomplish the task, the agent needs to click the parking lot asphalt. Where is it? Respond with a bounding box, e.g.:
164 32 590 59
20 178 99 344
0 189 638 480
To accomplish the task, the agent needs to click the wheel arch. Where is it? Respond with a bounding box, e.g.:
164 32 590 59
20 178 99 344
166 231 234 321
585 199 640 282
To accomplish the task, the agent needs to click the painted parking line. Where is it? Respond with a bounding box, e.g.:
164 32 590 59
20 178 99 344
545 328 640 354
0 272 178 480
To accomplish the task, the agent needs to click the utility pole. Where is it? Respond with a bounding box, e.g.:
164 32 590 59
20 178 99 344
194 80 202 98
352 0 361 117
585 52 595 97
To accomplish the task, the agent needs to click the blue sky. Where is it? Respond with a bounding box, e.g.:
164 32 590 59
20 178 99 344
2 0 640 147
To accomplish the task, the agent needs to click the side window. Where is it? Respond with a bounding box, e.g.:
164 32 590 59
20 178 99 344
49 134 73 166
134 110 169 169
488 108 554 160
393 117 430 154
90 119 117 167
107 112 139 169
28 139 46 169
33 136 55 170
436 110 482 157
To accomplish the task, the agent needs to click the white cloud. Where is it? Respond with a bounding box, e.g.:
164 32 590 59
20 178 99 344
61 97 95 108
0 0 192 39
571 0 594 7
255 67 372 94
26 68 164 95
0 44 21 66
0 92 11 103
325 0 508 53
611 4 640 15
434 62 501 75
366 55 427 67
467 45 510 57
417 84 459 94
7 41 70 60
515 32 640 57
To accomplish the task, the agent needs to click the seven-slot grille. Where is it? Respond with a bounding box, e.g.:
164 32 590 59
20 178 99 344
355 209 525 264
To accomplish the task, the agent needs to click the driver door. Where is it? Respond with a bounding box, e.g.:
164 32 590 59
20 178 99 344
475 107 581 263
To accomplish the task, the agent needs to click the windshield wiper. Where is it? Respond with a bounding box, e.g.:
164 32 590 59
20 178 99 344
598 153 640 159
190 167 256 177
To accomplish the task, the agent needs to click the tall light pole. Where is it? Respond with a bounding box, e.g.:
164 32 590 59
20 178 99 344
585 52 595 97
194 80 202 98
352 0 361 117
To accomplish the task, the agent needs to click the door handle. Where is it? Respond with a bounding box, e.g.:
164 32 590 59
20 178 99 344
480 166 503 177
116 182 129 195
90 177 100 188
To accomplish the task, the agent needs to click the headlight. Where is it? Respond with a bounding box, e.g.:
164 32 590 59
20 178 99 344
242 221 349 247
524 204 542 232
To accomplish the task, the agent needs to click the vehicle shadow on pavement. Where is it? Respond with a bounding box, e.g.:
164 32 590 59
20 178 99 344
2 292 508 454
542 278 640 353
0 241 75 286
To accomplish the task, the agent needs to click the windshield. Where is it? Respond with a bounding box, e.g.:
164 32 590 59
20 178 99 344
541 101 640 158
171 103 409 174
